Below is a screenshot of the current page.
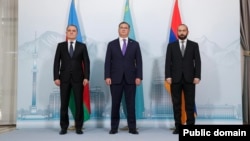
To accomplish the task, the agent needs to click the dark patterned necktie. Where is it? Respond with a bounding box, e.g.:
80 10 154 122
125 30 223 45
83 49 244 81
70 42 74 57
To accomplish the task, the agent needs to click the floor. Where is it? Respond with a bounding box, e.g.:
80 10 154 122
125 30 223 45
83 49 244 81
0 119 242 141
0 125 178 141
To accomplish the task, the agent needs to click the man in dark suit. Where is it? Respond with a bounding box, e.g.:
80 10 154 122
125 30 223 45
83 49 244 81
53 24 90 135
165 24 201 134
104 21 143 135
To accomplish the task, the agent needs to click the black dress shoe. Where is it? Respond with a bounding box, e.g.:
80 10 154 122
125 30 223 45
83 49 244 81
109 130 118 134
129 130 139 134
76 129 83 134
172 129 179 134
59 129 67 135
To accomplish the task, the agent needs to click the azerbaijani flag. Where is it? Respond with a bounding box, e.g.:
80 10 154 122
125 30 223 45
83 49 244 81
121 0 145 119
67 0 91 122
165 0 197 125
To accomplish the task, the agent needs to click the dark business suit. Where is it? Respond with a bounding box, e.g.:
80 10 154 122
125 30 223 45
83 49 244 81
165 39 201 129
54 41 90 131
105 38 142 131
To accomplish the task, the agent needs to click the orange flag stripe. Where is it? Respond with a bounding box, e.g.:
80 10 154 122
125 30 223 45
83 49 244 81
164 82 187 125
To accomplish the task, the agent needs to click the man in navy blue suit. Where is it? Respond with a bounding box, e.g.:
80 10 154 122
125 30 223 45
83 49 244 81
105 21 143 135
165 24 201 134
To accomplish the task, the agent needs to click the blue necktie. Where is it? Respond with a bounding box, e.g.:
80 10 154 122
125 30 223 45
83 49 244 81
122 39 127 55
69 42 74 57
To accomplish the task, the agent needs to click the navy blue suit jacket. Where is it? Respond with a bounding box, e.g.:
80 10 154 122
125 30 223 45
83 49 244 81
105 38 143 84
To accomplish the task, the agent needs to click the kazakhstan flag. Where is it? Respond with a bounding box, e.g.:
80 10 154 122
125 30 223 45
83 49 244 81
121 0 145 119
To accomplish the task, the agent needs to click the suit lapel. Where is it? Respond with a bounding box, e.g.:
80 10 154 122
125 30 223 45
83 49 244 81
63 42 71 57
74 42 79 57
116 38 132 56
115 38 123 56
184 40 190 56
72 41 81 57
174 41 182 57
125 38 134 55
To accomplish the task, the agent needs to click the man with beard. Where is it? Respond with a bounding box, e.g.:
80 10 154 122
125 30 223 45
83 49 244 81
165 24 201 134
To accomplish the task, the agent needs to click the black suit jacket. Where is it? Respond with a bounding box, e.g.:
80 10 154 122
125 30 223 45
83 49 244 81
54 41 90 83
165 39 201 83
104 38 143 84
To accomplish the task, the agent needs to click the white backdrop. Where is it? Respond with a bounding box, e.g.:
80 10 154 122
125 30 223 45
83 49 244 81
17 0 241 128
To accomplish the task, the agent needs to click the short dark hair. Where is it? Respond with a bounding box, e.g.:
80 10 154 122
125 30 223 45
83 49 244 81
178 24 188 31
67 24 78 32
119 21 130 29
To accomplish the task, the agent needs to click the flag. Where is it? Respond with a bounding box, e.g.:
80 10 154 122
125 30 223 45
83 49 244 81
121 0 145 119
165 0 197 125
168 0 181 43
67 0 91 122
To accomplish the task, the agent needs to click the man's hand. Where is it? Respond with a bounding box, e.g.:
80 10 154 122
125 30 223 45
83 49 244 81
105 78 111 85
54 79 60 86
83 79 89 86
165 78 172 84
193 78 200 84
135 78 141 85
